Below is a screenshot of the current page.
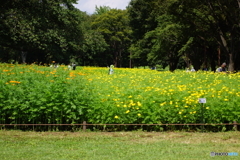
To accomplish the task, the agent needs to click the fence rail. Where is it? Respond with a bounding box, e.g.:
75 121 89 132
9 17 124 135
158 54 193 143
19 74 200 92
0 121 238 131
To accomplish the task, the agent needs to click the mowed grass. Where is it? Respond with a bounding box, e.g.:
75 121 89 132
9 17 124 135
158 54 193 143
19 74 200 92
0 131 239 160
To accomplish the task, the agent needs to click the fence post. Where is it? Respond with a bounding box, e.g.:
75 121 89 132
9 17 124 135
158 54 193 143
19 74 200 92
83 121 87 131
233 121 237 131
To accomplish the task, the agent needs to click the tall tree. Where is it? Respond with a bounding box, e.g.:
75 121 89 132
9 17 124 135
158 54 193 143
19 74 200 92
128 0 240 71
91 9 132 67
0 0 84 64
128 0 184 70
80 13 109 66
169 0 240 71
93 5 112 15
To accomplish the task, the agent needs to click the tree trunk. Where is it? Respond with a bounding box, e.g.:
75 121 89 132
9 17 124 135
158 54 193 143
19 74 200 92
207 47 217 71
129 52 132 68
119 50 122 68
113 51 118 67
217 47 221 67
169 56 179 72
203 45 207 68
21 51 27 64
228 53 234 72
237 0 240 8
218 30 235 71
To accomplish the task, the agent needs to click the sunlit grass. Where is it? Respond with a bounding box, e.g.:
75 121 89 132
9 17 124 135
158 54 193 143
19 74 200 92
0 131 239 160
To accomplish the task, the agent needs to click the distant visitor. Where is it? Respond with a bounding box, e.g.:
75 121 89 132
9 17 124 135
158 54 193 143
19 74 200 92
216 63 227 72
109 65 114 74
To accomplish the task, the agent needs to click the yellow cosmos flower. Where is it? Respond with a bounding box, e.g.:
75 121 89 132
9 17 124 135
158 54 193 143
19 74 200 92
206 107 209 109
137 113 141 117
9 81 21 84
137 101 142 107
179 112 182 114
114 116 119 119
126 110 130 113
160 102 166 106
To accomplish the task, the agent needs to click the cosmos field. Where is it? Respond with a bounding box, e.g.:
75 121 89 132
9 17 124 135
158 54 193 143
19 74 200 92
1 64 240 131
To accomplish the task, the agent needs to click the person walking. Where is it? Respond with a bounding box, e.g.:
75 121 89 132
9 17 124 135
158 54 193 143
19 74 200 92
109 64 114 75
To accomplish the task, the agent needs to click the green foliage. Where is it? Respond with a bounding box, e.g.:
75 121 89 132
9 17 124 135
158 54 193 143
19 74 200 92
0 0 84 63
168 0 240 71
93 5 112 15
0 64 90 125
128 0 182 70
91 9 132 67
128 0 240 71
1 0 240 70
1 64 240 131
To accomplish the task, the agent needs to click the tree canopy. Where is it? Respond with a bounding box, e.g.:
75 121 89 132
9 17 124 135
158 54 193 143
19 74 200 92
128 0 240 71
1 0 240 71
0 0 83 64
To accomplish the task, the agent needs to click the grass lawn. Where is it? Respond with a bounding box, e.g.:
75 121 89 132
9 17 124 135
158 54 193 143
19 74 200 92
0 131 239 160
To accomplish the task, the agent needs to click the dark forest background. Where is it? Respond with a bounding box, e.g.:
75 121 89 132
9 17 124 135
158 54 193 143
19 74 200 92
1 0 240 71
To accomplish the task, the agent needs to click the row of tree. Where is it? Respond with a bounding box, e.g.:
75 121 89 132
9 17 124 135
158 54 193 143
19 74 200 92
128 0 240 71
1 0 240 71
